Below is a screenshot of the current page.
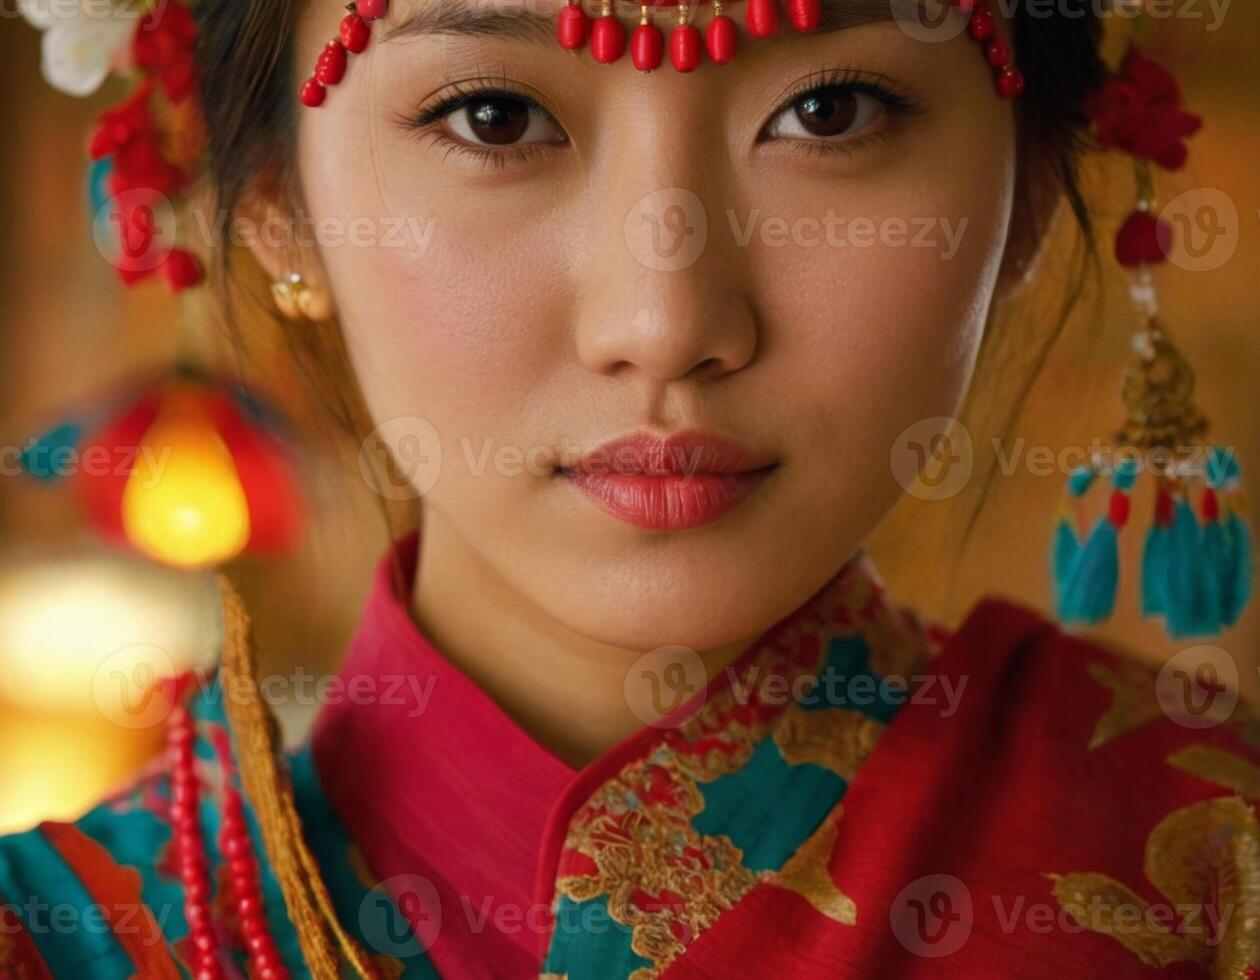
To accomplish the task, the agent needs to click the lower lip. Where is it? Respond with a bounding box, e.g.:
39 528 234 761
562 467 775 531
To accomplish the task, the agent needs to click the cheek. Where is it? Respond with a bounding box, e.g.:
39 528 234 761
749 150 1013 499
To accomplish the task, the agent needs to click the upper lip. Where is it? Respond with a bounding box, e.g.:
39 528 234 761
564 430 777 477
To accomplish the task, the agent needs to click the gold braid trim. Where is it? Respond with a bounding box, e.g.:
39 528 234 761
217 574 380 980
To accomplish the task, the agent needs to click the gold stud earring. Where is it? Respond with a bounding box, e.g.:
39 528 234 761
270 273 332 321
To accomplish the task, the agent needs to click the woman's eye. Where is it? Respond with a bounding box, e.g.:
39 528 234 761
765 87 884 142
443 95 563 148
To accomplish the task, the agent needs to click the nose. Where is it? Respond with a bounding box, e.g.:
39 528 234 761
574 164 759 383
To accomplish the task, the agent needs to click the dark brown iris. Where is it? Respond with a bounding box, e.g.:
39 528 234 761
793 88 859 138
466 98 531 145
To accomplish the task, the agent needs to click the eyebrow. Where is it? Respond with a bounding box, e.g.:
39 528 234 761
383 0 897 45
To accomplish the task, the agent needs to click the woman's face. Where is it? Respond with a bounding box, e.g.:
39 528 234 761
289 0 1016 652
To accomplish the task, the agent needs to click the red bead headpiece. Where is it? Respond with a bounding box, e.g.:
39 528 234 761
299 0 1024 96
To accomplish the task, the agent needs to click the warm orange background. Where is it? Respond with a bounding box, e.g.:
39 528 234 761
0 6 1256 831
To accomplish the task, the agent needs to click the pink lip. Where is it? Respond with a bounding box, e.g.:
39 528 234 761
560 431 777 531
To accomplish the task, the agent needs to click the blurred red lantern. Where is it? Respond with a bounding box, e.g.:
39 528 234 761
73 379 305 569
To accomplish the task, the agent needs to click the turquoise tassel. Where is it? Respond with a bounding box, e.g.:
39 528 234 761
1052 517 1080 615
1059 517 1120 624
1051 466 1097 619
1221 509 1253 626
1141 522 1171 615
1163 499 1222 638
20 421 83 481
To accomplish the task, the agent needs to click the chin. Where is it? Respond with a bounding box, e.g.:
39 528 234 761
529 522 852 654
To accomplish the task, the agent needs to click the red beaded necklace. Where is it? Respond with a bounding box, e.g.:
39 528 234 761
167 698 290 979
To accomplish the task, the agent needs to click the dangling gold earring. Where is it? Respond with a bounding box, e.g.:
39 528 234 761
270 273 332 321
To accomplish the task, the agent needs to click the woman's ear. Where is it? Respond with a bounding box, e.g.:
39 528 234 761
237 171 334 321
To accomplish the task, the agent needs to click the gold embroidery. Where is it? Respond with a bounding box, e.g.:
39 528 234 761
550 556 939 978
1168 745 1260 799
773 707 886 781
1049 797 1260 977
772 804 856 925
555 746 760 980
1085 661 1163 750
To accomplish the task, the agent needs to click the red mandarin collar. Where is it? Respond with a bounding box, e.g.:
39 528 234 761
311 533 576 975
309 532 887 976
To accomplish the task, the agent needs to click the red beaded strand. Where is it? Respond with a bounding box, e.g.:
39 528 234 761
301 0 390 108
168 699 291 978
952 0 1024 99
168 702 224 980
213 730 291 980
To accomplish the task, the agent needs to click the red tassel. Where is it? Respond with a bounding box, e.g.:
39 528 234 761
1154 485 1175 527
591 13 627 63
670 22 701 73
1201 487 1221 523
162 248 203 292
786 0 820 31
705 13 737 64
746 0 778 38
631 20 664 71
557 3 589 51
1115 210 1171 267
1108 490 1131 528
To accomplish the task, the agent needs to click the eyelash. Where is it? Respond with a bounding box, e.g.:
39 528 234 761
759 67 921 158
398 68 921 170
398 79 560 171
